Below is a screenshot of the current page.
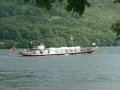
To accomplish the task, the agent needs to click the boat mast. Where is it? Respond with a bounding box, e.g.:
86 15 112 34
70 35 74 47
29 41 32 51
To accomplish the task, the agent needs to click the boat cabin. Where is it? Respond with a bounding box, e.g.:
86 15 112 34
48 46 81 54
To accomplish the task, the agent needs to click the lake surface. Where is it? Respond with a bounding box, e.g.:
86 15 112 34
0 47 120 90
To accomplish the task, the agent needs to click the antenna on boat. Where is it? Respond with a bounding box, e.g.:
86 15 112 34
70 35 74 47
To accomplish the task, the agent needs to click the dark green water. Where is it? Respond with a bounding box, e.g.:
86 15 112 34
0 47 120 90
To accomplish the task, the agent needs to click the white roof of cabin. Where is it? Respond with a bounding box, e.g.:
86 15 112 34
49 46 80 50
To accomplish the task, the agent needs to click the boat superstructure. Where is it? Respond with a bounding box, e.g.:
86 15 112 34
19 44 98 56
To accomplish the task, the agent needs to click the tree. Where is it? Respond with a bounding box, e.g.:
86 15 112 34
25 0 120 39
114 0 120 3
112 0 120 39
111 20 120 40
25 0 90 15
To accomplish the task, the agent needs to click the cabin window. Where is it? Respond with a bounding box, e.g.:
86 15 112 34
55 50 59 53
74 49 77 52
60 50 64 53
65 50 68 53
69 49 73 53
77 49 80 52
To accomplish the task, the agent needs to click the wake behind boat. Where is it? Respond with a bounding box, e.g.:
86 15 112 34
19 44 98 56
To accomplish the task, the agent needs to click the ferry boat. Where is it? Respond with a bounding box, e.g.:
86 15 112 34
19 44 98 56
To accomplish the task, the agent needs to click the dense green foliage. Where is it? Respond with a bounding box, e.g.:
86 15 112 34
113 0 120 39
25 0 90 15
112 20 120 40
26 0 120 40
0 0 120 48
114 0 120 3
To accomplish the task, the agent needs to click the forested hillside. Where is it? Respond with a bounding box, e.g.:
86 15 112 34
0 0 120 48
